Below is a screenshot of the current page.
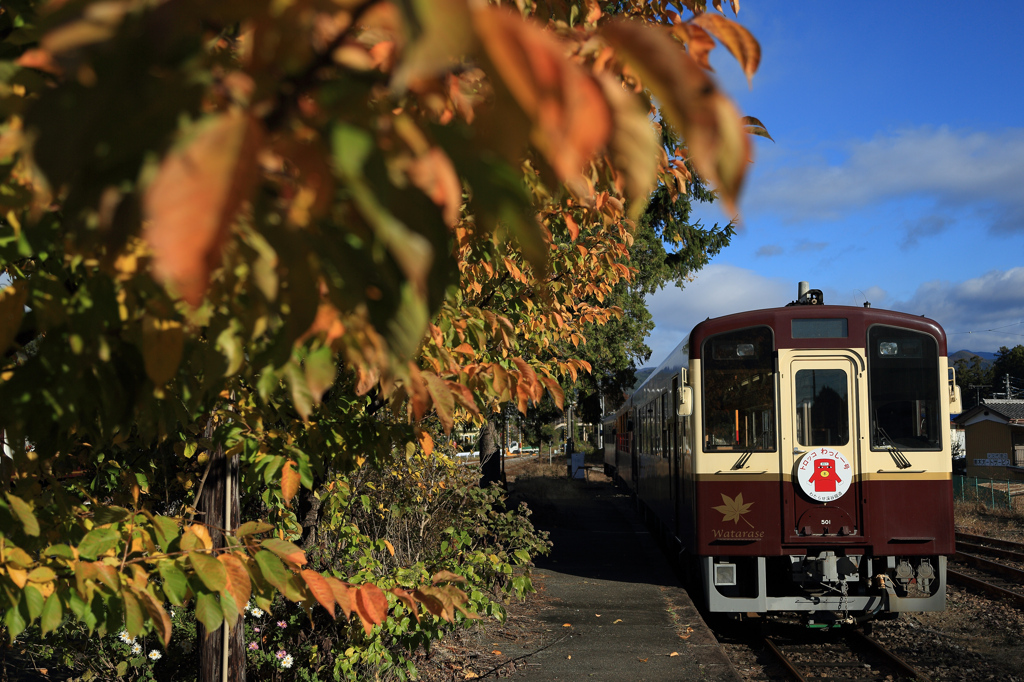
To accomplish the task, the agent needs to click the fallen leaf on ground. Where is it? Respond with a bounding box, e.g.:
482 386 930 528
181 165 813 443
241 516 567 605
491 650 501 655
669 652 679 657
638 657 648 663
562 623 572 627
595 614 601 617
613 619 623 624
464 673 478 680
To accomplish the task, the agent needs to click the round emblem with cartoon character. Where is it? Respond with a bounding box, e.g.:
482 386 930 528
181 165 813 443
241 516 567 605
796 447 852 502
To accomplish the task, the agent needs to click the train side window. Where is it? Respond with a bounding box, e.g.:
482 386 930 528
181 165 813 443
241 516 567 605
702 326 777 452
794 369 849 446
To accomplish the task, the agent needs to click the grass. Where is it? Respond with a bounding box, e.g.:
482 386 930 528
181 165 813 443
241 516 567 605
955 498 1024 541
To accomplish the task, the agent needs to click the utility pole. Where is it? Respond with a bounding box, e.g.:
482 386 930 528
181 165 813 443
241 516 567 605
970 383 990 407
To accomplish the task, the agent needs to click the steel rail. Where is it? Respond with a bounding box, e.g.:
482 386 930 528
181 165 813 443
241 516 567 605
956 540 1024 563
955 551 1024 582
948 567 1024 609
762 636 807 682
956 531 1024 552
845 628 927 681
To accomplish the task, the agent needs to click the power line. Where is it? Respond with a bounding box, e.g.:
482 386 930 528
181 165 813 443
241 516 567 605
948 320 1024 336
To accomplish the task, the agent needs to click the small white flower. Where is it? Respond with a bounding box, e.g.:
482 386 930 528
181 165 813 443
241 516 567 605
249 607 264 618
281 654 294 669
131 643 142 655
170 609 176 618
118 630 135 645
148 650 163 661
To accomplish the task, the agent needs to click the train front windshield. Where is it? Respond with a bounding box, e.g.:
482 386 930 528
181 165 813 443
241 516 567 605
868 326 941 450
702 326 776 451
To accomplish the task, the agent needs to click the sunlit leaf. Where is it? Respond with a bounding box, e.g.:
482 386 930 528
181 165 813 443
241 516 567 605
353 584 389 635
691 13 760 86
218 554 251 616
300 569 335 618
144 109 265 306
189 551 228 592
602 19 749 214
5 493 39 537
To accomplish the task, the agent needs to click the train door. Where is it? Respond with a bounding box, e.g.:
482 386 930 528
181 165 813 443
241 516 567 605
779 352 864 543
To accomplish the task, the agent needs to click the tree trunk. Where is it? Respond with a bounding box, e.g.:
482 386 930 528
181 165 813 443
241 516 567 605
196 441 246 682
477 420 501 488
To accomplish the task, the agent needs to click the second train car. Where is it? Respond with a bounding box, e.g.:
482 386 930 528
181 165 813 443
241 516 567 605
603 283 962 623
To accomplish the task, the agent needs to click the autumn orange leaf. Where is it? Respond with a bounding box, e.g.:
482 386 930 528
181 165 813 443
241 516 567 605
602 19 749 215
473 7 611 186
300 569 336 618
281 460 300 508
354 584 390 635
144 109 265 306
691 13 761 86
218 553 252 616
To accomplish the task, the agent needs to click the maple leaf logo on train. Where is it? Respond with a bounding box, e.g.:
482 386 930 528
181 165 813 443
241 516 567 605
714 493 755 528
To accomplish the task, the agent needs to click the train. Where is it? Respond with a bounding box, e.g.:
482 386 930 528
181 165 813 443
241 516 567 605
602 282 962 625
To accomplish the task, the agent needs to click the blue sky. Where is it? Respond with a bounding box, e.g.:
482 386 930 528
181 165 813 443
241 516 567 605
645 4 1024 364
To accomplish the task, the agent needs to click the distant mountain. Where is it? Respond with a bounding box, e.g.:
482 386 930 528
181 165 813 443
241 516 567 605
630 367 655 392
951 350 997 366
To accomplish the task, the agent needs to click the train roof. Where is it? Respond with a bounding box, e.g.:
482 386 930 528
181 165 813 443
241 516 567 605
623 303 948 410
688 304 947 358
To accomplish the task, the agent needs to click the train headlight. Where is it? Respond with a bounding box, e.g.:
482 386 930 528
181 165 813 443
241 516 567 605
736 343 755 357
879 341 899 356
713 562 737 586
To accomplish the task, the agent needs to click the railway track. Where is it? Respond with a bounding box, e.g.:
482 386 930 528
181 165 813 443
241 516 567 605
757 625 925 681
950 531 1024 609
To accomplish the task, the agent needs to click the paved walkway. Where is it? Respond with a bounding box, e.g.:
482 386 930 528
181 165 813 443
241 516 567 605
509 478 740 681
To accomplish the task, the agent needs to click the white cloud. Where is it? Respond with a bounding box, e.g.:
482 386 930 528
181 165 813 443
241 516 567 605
644 265 792 365
643 267 1024 366
893 268 1024 352
746 127 1024 233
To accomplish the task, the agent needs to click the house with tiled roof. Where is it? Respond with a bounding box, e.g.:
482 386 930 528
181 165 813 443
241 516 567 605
954 399 1024 478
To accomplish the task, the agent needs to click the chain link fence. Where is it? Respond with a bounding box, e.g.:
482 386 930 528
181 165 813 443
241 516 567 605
953 475 1024 510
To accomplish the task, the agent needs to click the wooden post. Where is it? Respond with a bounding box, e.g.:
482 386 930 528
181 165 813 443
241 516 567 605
196 443 246 682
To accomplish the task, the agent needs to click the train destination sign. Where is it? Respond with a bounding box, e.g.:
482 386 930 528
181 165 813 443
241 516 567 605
796 447 852 503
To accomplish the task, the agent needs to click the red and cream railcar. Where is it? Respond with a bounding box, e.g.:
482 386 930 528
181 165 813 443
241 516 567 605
606 284 962 622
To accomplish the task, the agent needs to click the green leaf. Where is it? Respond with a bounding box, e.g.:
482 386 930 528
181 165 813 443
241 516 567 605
40 592 63 636
331 124 373 178
260 538 306 566
91 505 130 526
253 550 290 593
150 515 180 553
304 346 336 404
158 562 188 606
195 592 223 634
43 544 76 560
78 528 121 560
5 493 39 536
23 584 44 621
122 589 144 639
235 521 273 537
188 551 228 592
4 594 27 640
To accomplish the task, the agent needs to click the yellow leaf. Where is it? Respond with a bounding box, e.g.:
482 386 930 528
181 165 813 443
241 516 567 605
141 315 184 386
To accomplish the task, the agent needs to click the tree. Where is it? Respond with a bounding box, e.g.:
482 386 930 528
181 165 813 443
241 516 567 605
954 354 995 409
0 0 760 670
991 345 1024 400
